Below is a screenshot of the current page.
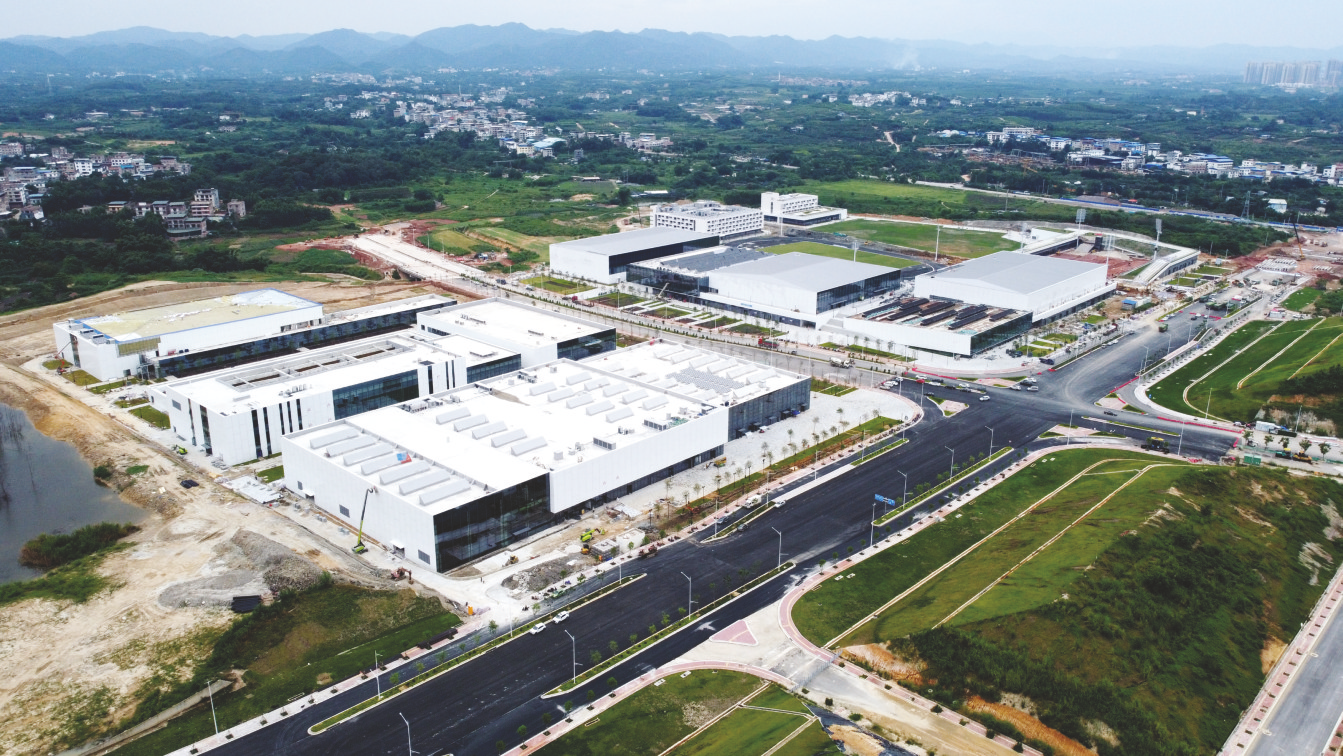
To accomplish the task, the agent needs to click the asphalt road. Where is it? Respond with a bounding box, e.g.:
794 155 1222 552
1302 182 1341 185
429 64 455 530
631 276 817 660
213 319 1236 756
1247 590 1343 756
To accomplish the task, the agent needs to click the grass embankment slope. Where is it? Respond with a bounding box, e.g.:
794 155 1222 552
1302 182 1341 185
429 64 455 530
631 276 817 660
796 447 1343 756
115 584 459 756
1148 316 1343 428
822 219 1008 258
545 672 833 756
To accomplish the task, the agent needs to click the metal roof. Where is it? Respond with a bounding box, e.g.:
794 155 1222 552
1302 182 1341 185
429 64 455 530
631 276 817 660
919 251 1104 295
709 252 896 293
551 227 718 257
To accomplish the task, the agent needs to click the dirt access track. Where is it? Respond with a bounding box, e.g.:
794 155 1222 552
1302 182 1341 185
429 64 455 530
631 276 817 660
0 279 455 755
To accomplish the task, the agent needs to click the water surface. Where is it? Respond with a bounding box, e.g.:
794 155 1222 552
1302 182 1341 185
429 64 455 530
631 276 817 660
0 403 144 583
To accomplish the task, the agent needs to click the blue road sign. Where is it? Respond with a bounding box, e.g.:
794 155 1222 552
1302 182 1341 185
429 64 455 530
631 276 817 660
875 494 897 505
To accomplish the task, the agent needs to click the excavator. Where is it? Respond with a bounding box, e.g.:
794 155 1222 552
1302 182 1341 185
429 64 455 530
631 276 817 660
352 487 376 554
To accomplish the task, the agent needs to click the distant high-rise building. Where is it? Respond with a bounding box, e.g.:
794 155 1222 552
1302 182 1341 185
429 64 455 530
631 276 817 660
1326 60 1343 87
1245 60 1330 86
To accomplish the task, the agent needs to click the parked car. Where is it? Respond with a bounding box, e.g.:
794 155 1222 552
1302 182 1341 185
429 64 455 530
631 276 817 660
553 611 570 623
529 622 547 635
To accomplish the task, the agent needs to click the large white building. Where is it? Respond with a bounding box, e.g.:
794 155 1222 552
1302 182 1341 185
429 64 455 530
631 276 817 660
281 342 810 570
54 290 323 382
912 251 1113 324
760 192 847 227
416 299 617 366
151 332 520 465
626 246 907 328
548 227 720 284
651 201 763 240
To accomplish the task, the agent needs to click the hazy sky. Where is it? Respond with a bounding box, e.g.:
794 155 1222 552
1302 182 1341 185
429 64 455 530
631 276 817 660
9 0 1343 48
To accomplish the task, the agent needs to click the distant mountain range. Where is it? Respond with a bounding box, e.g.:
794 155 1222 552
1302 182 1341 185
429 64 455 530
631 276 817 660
1 24 1340 76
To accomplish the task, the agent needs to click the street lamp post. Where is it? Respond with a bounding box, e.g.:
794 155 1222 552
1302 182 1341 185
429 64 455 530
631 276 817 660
207 683 219 736
897 470 908 509
985 426 996 457
374 651 382 696
771 527 782 569
399 712 417 756
945 446 955 480
870 499 877 548
681 571 693 612
564 629 577 686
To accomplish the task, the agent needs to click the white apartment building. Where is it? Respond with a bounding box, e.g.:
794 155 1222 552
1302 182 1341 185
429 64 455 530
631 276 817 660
760 192 848 227
651 201 763 240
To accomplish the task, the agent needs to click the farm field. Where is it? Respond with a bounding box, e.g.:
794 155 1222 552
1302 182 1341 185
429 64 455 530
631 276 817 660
472 226 568 262
822 219 1009 259
765 240 920 268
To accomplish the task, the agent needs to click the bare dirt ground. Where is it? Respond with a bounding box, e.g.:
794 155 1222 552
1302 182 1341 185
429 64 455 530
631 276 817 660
0 279 448 755
966 695 1095 756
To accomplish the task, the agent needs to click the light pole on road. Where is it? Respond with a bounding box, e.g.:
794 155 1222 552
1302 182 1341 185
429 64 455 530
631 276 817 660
945 446 955 480
682 571 693 612
771 527 783 569
398 712 418 756
985 425 996 457
897 470 908 508
564 629 577 686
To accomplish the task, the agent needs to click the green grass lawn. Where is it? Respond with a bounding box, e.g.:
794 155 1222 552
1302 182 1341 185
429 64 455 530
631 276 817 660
1044 332 1079 343
677 706 810 756
810 378 856 397
472 226 570 262
729 323 786 337
1283 287 1323 311
1171 317 1325 421
647 306 691 319
748 686 810 713
820 342 907 360
766 240 920 268
698 316 741 329
129 406 170 429
591 292 648 308
541 671 762 756
822 219 1008 258
62 369 101 387
420 226 489 256
792 448 1160 647
522 275 586 294
257 465 284 484
771 720 839 756
892 465 1343 756
1146 320 1276 417
1084 314 1108 325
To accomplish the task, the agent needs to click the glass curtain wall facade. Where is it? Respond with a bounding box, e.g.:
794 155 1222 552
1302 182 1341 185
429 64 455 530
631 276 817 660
149 302 450 378
332 371 420 419
557 329 617 361
727 380 811 437
466 354 523 383
432 475 551 569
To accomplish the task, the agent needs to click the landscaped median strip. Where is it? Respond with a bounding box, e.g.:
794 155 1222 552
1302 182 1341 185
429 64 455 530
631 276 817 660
543 562 796 697
873 446 1013 527
308 574 645 735
850 437 907 466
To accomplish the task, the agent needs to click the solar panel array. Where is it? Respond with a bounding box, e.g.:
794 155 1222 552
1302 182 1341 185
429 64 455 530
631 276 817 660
669 367 746 394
